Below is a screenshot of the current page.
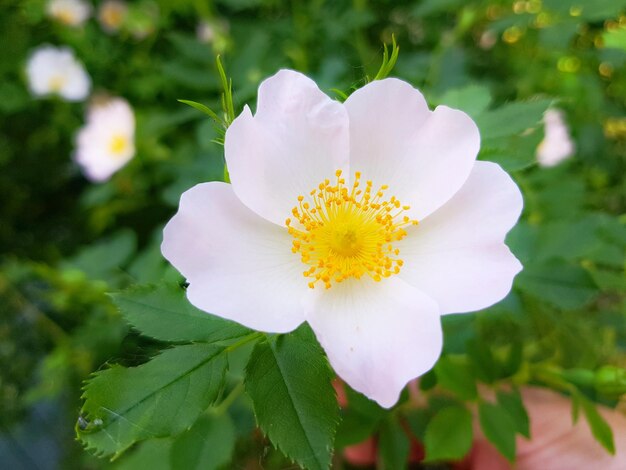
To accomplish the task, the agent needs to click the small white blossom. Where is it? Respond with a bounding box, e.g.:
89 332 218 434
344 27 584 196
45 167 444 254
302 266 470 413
47 0 92 27
196 19 229 47
162 71 523 408
74 97 136 182
479 30 497 50
537 109 575 167
196 21 216 43
26 46 91 101
98 0 128 33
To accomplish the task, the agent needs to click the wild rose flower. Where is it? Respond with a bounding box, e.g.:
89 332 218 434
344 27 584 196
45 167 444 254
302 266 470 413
197 20 216 43
162 70 523 407
46 0 92 27
26 46 91 102
196 19 229 44
74 97 135 182
98 0 128 33
537 109 575 167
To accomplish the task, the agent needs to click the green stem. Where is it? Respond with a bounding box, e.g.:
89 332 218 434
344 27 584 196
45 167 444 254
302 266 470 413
224 332 264 353
530 363 577 393
213 382 245 415
8 282 69 345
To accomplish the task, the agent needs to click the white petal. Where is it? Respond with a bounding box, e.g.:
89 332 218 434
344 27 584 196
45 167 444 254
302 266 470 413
61 64 91 101
225 70 350 225
162 182 309 333
74 98 135 181
306 277 442 408
344 78 480 219
537 109 575 167
397 161 523 314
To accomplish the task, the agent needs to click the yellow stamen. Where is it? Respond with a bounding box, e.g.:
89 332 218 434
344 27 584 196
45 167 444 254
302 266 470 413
48 76 66 92
286 171 418 289
100 5 125 29
109 135 128 156
55 10 78 25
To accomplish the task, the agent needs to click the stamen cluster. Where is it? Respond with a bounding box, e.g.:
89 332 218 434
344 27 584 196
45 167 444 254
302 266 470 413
286 170 418 289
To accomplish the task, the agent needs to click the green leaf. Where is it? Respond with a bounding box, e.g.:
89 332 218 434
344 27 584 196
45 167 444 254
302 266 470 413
467 340 500 383
589 268 626 292
335 385 385 449
405 408 431 441
478 401 517 462
434 356 477 400
575 391 615 454
140 107 201 139
111 284 250 343
441 314 476 354
63 230 136 281
412 0 465 16
475 99 553 140
216 55 235 125
535 217 602 262
178 99 223 124
516 260 598 310
170 413 236 470
480 128 543 172
543 0 626 22
78 344 228 457
378 416 410 470
423 406 473 462
594 366 626 396
373 35 400 81
113 439 172 470
438 84 492 117
335 408 380 449
245 326 339 470
496 389 530 438
344 385 386 418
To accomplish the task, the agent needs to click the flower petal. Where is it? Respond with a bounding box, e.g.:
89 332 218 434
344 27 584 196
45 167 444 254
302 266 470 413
344 78 480 219
225 70 350 225
162 182 309 333
306 277 442 408
60 63 91 101
397 161 523 314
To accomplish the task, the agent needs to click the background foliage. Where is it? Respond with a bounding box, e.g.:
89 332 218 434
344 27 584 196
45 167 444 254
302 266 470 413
1 0 625 468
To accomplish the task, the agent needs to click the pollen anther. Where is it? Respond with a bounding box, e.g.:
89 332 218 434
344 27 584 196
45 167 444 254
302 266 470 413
286 171 418 289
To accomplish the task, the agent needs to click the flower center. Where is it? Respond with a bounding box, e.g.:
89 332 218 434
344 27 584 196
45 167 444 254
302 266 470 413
56 9 78 25
109 135 128 156
286 170 418 289
48 75 67 92
101 6 125 29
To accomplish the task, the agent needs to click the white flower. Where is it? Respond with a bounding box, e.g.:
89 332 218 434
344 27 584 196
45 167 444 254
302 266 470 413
196 19 228 44
47 0 92 27
74 97 135 182
196 21 216 43
162 71 523 408
98 0 127 33
26 46 91 101
537 109 575 167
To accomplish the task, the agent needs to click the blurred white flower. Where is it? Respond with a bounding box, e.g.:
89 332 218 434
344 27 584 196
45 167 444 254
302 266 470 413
537 109 575 167
98 0 128 33
196 20 216 43
479 30 497 50
196 18 229 45
74 97 136 182
47 0 92 27
26 46 91 101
